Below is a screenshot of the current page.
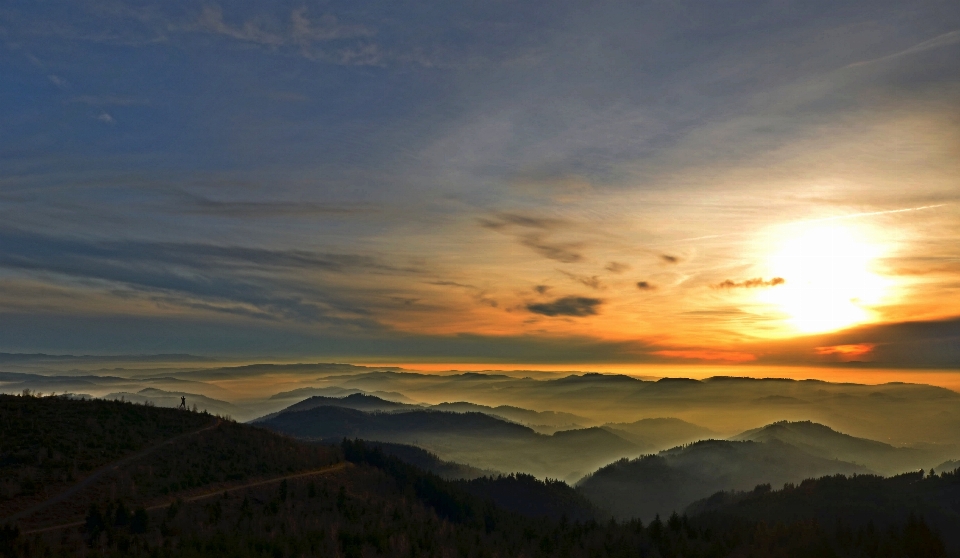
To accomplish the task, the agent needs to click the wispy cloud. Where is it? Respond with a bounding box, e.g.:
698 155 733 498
477 212 569 231
69 95 149 106
172 192 374 218
559 270 602 290
0 227 421 328
605 261 630 274
192 5 380 65
479 213 583 262
47 74 67 89
426 280 498 308
847 30 960 68
519 235 583 263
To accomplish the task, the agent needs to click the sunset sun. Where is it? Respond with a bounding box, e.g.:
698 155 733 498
762 224 888 334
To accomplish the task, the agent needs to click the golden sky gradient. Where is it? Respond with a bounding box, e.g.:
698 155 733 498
0 0 957 369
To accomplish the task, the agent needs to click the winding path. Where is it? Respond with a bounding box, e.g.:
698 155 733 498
3 417 222 526
19 462 348 535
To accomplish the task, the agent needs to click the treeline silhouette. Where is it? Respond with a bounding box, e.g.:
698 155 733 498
0 393 210 504
0 396 952 557
690 469 960 550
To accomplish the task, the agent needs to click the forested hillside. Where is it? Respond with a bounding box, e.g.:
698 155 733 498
689 469 960 550
259 405 640 481
577 439 868 521
1 394 953 557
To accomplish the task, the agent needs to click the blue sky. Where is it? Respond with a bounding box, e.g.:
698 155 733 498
1 0 959 365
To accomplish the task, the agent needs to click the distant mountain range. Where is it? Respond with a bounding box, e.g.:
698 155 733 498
4 393 956 557
259 404 640 481
6 363 960 450
257 392 598 432
575 419 956 521
284 370 960 446
255 393 726 480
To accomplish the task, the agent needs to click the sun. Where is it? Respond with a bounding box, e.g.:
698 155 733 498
759 224 887 334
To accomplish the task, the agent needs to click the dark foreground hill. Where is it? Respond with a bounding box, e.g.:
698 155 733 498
259 406 640 481
328 439 495 480
1 394 953 557
577 439 867 521
688 468 960 550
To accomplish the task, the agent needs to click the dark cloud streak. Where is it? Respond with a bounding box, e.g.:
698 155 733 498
519 234 583 263
0 227 418 327
175 192 374 218
713 277 785 289
527 296 602 317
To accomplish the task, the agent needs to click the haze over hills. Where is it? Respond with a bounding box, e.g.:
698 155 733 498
282 393 415 413
431 401 596 433
240 367 960 446
3 389 957 557
732 420 947 475
5 358 960 448
258 392 598 432
4 358 960 489
103 388 242 419
936 460 960 474
602 418 716 452
259 405 641 482
577 438 870 521
268 386 418 404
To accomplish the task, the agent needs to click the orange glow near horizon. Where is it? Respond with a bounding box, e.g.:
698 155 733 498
651 350 757 362
815 343 877 357
349 362 960 392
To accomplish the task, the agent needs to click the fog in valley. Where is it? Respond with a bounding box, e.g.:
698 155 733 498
4 354 959 521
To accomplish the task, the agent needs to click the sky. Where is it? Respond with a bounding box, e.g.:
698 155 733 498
1 0 959 367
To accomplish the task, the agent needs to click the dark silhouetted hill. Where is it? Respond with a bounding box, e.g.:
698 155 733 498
935 459 960 474
103 388 241 418
285 392 417 413
328 439 495 480
688 469 960 552
2 393 949 557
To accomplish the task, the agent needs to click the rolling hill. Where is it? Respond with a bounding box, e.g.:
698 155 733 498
2 393 949 557
577 438 868 521
259 406 640 481
103 388 241 419
732 420 945 475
